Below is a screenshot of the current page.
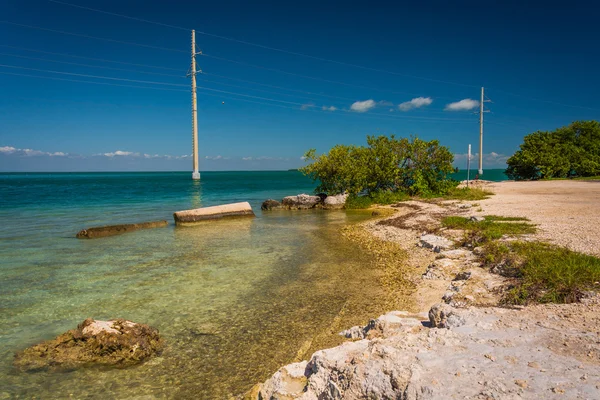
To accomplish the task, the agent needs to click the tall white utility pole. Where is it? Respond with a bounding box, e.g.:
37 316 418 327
190 30 201 180
467 144 471 188
478 87 490 175
478 87 484 175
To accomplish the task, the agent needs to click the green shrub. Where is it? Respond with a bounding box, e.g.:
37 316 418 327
300 135 456 196
487 242 600 304
506 120 600 180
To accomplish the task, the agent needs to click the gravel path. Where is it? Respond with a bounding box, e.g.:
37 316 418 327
473 180 600 256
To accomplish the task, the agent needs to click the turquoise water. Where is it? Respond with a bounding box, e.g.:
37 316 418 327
0 171 388 399
0 170 508 399
450 168 509 182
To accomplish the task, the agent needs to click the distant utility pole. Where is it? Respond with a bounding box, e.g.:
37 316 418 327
467 144 471 188
189 30 201 180
478 87 491 175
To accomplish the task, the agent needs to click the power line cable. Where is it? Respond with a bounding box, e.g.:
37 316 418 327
0 21 187 53
487 87 599 112
0 69 474 123
0 52 186 78
203 72 357 102
202 53 425 97
48 0 478 88
27 1 600 113
0 44 184 71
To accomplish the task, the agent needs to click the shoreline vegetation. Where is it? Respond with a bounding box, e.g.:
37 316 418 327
252 130 600 398
253 180 600 399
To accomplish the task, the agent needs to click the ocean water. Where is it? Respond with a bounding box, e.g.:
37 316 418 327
0 170 508 398
0 171 391 399
450 168 509 182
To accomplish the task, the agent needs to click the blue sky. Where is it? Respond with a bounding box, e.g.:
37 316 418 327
1 0 599 172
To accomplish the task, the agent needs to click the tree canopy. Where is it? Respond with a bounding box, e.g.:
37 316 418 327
505 121 600 180
299 135 456 196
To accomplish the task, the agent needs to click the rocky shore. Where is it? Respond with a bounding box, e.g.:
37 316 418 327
254 181 600 399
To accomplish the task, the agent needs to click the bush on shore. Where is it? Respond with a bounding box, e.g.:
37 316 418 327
505 120 600 180
300 135 458 197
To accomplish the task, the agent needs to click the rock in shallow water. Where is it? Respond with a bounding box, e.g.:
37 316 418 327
282 194 322 210
323 193 348 209
14 318 163 372
261 199 282 210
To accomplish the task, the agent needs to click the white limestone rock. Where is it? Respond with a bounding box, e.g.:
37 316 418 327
419 234 454 252
282 194 322 210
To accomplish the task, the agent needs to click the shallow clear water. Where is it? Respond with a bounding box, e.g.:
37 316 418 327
0 172 386 399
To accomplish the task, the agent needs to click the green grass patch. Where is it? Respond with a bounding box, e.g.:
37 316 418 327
345 191 410 209
441 187 494 201
441 216 536 244
484 215 530 222
482 241 600 304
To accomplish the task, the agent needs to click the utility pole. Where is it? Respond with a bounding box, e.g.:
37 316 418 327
478 87 490 175
467 144 471 188
190 30 201 180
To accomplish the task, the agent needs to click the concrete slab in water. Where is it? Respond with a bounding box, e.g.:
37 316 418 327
76 221 168 239
173 202 255 225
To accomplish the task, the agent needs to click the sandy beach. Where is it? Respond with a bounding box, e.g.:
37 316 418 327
256 180 600 399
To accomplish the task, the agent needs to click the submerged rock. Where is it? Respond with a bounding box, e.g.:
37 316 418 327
14 318 163 372
261 199 283 211
76 220 168 239
282 194 322 210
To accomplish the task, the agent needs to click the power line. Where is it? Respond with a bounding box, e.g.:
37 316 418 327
487 87 599 112
202 53 425 97
47 0 600 112
0 70 189 92
0 70 474 123
0 21 187 53
0 52 186 78
203 72 358 102
0 20 441 99
0 44 185 71
0 63 188 87
48 0 478 88
199 75 347 103
48 0 190 31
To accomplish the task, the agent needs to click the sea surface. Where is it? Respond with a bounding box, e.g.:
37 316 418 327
0 170 507 398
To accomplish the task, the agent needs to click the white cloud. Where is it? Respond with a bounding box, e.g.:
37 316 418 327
300 103 316 110
242 157 253 161
103 150 137 157
445 99 479 111
0 146 17 154
205 155 223 160
322 105 337 111
398 97 433 111
1 146 68 157
350 99 376 113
